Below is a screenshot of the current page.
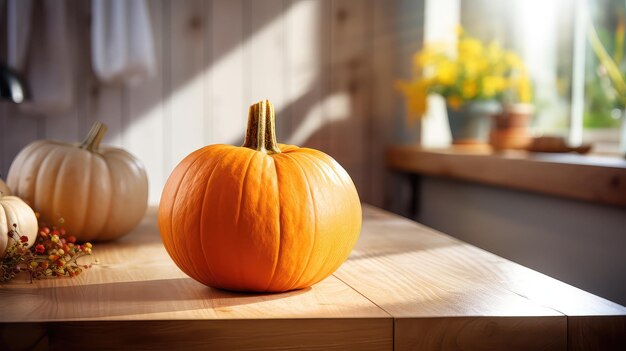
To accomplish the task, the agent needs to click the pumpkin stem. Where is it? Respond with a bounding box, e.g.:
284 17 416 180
79 122 108 152
242 100 281 154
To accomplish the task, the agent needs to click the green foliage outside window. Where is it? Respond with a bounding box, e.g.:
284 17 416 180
584 0 625 129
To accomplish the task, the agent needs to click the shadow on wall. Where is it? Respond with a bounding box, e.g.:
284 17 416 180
0 0 425 207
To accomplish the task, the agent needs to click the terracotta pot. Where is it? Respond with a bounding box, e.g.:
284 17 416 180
447 100 500 145
489 103 533 150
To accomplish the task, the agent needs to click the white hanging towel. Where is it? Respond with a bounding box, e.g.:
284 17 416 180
7 0 74 114
91 0 156 85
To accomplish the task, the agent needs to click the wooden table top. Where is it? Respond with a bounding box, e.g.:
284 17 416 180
1 205 624 350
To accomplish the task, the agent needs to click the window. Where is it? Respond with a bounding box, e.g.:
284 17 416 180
583 0 625 153
425 0 625 154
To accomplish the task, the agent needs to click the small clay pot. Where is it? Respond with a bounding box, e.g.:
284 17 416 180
489 103 533 150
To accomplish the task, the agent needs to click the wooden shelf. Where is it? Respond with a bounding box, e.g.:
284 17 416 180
1 206 625 350
387 145 626 206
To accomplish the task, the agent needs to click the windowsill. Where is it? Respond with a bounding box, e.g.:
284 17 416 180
386 145 626 207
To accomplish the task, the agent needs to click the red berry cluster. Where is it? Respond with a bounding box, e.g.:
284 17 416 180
0 217 94 283
33 223 93 279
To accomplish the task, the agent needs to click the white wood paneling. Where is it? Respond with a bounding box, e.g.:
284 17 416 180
370 0 398 207
125 0 166 205
209 0 246 145
85 0 125 148
75 0 94 140
92 86 124 147
0 0 405 205
201 0 213 145
327 0 372 200
166 0 207 172
0 106 41 174
285 0 329 152
248 0 288 140
0 104 10 175
44 0 80 143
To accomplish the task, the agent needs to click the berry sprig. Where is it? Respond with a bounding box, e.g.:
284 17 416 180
0 217 94 283
1 224 32 282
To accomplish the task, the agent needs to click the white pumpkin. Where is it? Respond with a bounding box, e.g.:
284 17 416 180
7 122 148 242
0 195 38 257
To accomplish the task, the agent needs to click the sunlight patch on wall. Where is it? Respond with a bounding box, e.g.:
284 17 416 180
287 92 351 146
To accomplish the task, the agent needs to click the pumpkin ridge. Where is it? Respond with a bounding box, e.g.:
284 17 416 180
0 202 9 254
233 150 258 228
95 153 115 241
159 157 190 274
297 151 359 287
2 201 17 231
263 158 283 292
12 141 49 199
33 146 65 215
50 151 74 233
98 150 148 240
83 156 111 238
4 201 23 248
1 198 36 249
76 152 93 236
280 153 318 291
321 155 361 282
198 147 234 286
295 152 337 287
6 141 39 193
166 154 199 278
232 149 259 289
170 148 216 282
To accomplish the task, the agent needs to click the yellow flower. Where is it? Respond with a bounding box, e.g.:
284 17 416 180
458 38 483 58
517 77 533 103
482 76 506 97
504 52 523 69
435 61 458 86
415 43 448 67
397 26 533 117
395 80 429 123
462 81 477 99
414 51 429 67
486 41 503 62
463 59 484 78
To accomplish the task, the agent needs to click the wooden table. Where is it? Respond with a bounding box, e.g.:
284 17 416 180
1 206 625 350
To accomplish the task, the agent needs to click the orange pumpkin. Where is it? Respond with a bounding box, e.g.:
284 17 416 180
159 100 361 292
7 122 148 242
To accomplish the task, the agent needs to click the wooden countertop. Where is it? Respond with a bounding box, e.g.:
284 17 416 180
387 145 626 206
1 206 625 350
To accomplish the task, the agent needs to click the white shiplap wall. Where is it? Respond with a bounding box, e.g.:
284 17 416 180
0 0 422 206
